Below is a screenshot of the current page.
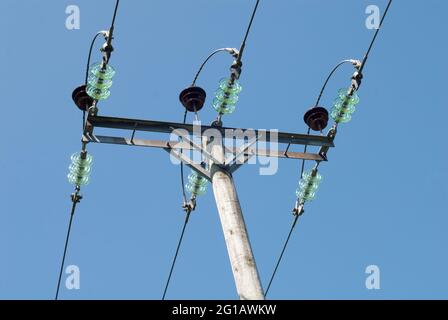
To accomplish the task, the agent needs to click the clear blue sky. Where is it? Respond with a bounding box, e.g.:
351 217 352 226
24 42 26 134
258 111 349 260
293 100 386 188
1 0 447 300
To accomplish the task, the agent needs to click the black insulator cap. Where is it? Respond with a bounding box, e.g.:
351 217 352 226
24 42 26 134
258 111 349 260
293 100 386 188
179 86 206 112
72 85 94 111
304 106 329 132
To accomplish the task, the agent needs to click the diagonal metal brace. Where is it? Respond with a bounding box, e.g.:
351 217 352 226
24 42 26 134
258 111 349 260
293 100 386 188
165 147 212 181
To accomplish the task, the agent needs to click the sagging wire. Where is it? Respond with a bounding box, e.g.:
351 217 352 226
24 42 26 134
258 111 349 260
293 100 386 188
314 60 361 108
85 32 108 85
58 0 121 300
265 0 393 297
192 48 239 87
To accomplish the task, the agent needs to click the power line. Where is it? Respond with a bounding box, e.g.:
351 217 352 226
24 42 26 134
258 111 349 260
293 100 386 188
237 0 261 63
110 0 120 30
55 189 82 300
85 32 105 85
265 214 299 297
192 48 238 86
315 60 358 107
192 0 261 86
162 210 191 300
359 0 393 73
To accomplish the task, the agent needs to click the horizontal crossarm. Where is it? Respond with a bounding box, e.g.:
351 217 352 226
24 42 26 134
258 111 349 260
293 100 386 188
87 115 335 148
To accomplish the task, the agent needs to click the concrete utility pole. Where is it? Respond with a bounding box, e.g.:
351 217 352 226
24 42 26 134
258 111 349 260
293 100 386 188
210 136 264 300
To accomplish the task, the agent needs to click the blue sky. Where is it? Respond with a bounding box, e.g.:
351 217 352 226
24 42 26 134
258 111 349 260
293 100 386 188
1 0 447 300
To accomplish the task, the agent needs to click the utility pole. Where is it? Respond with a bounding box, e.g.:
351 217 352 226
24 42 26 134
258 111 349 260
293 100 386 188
210 134 264 300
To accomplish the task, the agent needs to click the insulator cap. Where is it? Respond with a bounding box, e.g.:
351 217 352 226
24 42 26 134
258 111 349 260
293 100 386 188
179 86 206 112
72 85 94 111
304 106 329 132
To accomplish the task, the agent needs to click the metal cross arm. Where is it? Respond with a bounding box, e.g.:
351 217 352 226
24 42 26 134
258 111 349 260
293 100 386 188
86 115 335 148
83 115 333 174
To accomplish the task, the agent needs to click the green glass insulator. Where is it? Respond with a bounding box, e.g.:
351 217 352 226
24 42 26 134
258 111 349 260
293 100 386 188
331 88 359 124
215 91 239 105
186 182 207 196
218 78 242 94
297 189 316 202
69 163 91 176
186 171 208 196
331 104 356 123
88 74 113 90
71 153 93 165
296 170 322 202
303 171 322 182
335 88 360 106
337 88 360 106
86 62 115 100
333 101 356 114
212 97 237 114
90 62 116 80
87 86 111 100
299 178 319 192
68 174 90 186
188 173 207 186
68 153 93 186
212 78 242 115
